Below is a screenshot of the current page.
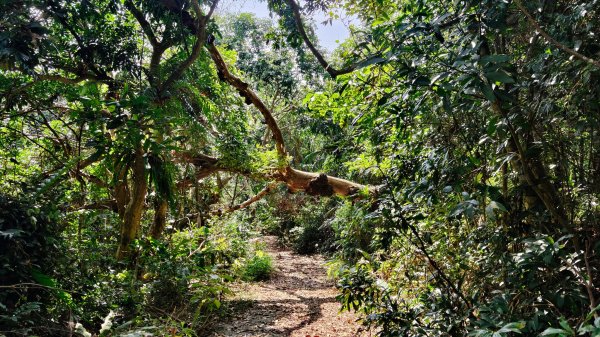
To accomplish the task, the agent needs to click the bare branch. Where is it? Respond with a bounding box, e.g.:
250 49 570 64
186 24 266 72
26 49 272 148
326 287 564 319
75 200 118 212
205 0 219 22
285 167 371 197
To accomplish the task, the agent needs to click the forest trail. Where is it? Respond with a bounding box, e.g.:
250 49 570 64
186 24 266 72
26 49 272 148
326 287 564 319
209 236 370 337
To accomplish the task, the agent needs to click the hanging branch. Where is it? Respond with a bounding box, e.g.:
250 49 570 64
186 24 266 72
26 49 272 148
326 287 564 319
514 0 600 68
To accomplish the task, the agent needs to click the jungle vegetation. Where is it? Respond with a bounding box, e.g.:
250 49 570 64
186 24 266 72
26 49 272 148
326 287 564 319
1 0 599 336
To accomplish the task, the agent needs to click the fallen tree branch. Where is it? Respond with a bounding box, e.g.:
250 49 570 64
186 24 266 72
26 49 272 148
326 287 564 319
285 167 368 196
177 151 377 197
183 40 379 197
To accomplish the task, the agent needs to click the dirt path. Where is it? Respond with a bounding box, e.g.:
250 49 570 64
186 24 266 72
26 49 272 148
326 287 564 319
209 236 370 337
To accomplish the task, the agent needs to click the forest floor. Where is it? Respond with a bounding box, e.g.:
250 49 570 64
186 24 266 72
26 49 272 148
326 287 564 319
209 236 371 337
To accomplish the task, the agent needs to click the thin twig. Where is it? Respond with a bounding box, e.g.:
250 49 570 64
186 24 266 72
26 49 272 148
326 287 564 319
227 182 280 212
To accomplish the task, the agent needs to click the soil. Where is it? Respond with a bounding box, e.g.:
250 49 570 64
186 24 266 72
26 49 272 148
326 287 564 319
209 236 371 337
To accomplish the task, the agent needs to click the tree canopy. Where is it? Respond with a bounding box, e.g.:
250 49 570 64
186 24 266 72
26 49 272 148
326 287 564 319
1 0 599 336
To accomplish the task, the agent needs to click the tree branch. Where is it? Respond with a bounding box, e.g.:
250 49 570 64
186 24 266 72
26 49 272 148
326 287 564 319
228 182 280 212
207 41 288 159
514 0 600 68
176 151 377 197
75 199 118 212
286 0 372 79
124 0 159 47
159 0 220 92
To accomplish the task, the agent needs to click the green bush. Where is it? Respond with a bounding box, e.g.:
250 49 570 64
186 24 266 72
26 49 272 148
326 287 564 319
0 194 67 336
241 250 273 281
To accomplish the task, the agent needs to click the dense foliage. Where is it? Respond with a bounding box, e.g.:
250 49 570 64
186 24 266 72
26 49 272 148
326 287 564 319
1 0 599 336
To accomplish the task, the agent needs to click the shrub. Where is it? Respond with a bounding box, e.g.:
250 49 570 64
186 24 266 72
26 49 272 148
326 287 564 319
0 194 67 336
242 250 273 281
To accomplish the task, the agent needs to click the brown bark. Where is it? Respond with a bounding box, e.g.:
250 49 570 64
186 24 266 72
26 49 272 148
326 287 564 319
78 200 118 212
284 168 367 197
116 145 148 259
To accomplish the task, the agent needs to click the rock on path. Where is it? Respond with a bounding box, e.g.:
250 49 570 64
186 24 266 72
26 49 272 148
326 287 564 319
209 236 370 337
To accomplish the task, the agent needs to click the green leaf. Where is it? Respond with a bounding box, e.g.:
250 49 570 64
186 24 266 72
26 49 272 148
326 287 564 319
31 269 56 287
480 83 496 102
356 56 386 69
412 76 430 86
497 321 525 333
541 328 569 336
485 70 515 84
559 318 575 335
0 229 25 239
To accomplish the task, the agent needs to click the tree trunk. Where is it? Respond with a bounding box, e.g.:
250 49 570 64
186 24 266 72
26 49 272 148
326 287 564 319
116 145 148 259
150 198 168 239
113 161 130 219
